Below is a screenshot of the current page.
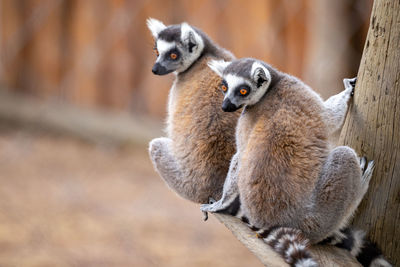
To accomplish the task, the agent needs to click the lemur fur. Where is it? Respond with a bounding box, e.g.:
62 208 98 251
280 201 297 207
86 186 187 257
147 18 239 204
202 58 391 267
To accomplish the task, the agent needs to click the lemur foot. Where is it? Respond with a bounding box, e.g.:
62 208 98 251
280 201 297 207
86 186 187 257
360 160 375 195
362 160 375 185
202 197 217 221
343 77 357 96
359 156 367 173
200 199 228 213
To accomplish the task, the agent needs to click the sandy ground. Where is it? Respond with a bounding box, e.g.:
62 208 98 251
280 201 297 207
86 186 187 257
0 129 262 267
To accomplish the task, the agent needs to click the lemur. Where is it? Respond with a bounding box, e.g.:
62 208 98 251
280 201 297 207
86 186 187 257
202 58 392 267
147 20 322 266
147 18 239 204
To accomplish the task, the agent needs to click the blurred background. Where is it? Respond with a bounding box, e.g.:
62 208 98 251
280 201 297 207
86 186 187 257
0 0 373 266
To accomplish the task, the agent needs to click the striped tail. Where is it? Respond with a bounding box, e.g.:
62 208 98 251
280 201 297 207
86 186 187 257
319 227 392 267
258 226 319 267
218 196 318 266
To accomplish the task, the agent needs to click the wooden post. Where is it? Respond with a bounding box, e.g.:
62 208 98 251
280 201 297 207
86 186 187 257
339 0 400 265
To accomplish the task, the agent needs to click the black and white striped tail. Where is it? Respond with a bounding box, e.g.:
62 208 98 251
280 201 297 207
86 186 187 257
217 196 318 267
319 227 392 267
257 227 318 267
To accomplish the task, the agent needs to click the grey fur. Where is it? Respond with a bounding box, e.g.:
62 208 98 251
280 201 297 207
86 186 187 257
202 58 372 244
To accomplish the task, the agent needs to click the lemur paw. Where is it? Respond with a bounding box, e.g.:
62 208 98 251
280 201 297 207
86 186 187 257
202 197 217 221
343 77 357 96
362 160 375 184
359 156 367 173
200 199 226 213
360 159 375 195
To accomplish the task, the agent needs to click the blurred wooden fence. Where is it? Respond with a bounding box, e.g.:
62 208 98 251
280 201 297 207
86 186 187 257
0 0 372 119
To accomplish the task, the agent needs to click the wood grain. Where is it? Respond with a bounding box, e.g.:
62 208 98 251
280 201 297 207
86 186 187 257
339 0 400 265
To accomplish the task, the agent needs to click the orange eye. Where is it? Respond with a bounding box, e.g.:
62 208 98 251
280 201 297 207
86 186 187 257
154 48 159 57
221 85 227 92
240 88 247 95
170 53 177 60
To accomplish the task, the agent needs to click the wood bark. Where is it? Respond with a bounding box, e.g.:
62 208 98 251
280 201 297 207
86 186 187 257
339 0 400 265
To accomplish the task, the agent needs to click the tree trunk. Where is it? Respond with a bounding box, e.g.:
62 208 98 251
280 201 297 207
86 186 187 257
211 1 399 266
339 0 400 265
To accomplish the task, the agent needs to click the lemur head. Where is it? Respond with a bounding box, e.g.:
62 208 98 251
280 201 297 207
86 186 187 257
208 58 274 112
147 18 205 75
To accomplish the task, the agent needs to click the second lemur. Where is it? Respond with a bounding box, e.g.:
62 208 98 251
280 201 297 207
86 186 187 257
147 18 239 204
202 58 391 267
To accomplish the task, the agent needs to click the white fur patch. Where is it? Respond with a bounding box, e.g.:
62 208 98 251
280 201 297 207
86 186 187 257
179 22 204 73
208 59 231 77
224 74 249 105
251 62 271 84
350 229 365 257
180 23 202 47
155 40 175 63
294 258 319 267
286 243 306 260
248 61 272 106
370 257 393 267
146 18 166 38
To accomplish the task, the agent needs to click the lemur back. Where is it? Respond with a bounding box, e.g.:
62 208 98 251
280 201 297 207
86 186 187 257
167 55 239 202
237 75 328 230
147 18 239 203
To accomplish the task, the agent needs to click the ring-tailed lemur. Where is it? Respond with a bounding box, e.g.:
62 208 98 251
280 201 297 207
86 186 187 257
202 58 392 267
147 18 239 204
147 19 322 266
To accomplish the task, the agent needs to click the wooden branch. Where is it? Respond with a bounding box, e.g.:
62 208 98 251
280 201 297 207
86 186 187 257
0 90 162 146
213 214 361 267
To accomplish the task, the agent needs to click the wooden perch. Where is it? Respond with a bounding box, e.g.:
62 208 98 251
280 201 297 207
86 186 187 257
208 0 399 266
213 214 361 266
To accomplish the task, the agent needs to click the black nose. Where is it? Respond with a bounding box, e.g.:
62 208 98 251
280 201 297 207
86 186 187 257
152 63 169 75
222 99 239 112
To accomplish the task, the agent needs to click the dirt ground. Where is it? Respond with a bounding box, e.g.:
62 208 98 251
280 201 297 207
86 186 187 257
0 128 262 267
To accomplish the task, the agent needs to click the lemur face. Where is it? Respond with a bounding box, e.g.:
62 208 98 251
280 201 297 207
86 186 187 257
208 58 272 112
147 18 205 75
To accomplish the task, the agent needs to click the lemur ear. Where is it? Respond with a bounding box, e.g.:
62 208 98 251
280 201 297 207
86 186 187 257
147 18 166 38
181 23 203 53
208 60 231 77
251 62 271 88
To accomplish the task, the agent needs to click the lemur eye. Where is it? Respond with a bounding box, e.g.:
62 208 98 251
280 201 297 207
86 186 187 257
170 53 178 60
221 85 227 92
154 48 159 57
240 88 248 95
